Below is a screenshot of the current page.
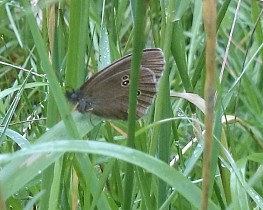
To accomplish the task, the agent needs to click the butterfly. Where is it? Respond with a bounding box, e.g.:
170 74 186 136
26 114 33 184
66 48 165 120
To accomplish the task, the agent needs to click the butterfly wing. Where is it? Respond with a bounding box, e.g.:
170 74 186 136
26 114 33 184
80 48 164 92
141 48 164 81
80 67 156 119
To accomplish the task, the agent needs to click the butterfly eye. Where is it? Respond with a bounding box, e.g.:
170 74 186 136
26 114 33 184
137 90 141 96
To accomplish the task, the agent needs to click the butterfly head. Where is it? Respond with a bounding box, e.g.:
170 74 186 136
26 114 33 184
66 89 93 113
66 89 83 103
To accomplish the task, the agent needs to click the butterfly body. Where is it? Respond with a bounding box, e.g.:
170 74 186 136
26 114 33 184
66 48 165 120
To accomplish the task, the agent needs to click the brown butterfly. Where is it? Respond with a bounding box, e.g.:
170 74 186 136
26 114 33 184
66 48 165 120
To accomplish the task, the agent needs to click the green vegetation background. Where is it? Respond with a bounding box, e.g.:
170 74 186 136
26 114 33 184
0 0 262 209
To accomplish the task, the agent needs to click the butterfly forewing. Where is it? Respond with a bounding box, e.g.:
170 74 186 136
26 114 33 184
141 48 164 81
85 68 156 119
80 48 164 93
